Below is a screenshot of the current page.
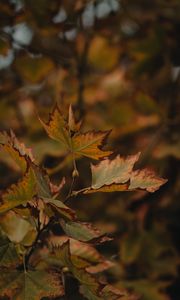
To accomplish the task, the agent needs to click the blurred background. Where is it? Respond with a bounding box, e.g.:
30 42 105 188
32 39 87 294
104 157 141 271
0 1 179 299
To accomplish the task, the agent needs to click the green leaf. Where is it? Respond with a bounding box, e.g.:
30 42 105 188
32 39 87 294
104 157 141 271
0 268 64 300
0 167 37 214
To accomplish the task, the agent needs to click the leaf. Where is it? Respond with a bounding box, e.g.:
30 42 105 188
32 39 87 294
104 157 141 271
45 198 77 221
91 153 140 189
48 240 130 300
129 169 168 192
0 210 36 244
71 130 112 160
0 167 37 214
30 163 51 198
0 268 64 300
60 220 104 242
40 105 112 160
0 144 28 173
85 153 167 193
0 131 34 173
0 232 19 267
68 104 82 132
39 104 71 148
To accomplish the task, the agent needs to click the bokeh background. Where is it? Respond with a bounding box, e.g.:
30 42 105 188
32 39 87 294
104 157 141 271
0 1 180 299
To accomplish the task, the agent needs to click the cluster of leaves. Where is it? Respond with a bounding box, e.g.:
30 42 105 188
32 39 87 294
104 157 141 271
0 105 167 299
0 1 179 299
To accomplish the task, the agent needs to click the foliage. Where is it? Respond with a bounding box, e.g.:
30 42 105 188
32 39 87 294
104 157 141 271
0 0 179 299
0 105 166 299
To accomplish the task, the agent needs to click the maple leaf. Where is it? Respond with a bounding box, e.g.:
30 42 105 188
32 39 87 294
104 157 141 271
40 104 112 159
71 130 112 160
68 104 82 132
0 167 37 214
39 104 71 148
84 153 167 193
0 268 64 300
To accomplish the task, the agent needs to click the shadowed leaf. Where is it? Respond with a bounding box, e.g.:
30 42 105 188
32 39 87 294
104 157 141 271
0 268 64 300
0 232 19 267
0 167 37 214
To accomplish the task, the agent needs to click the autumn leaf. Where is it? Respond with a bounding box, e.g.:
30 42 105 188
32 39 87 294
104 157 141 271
71 130 112 160
0 131 34 173
0 167 37 214
84 153 167 193
0 232 19 268
68 104 82 132
40 104 112 159
0 268 64 300
39 104 71 148
129 169 168 192
60 219 105 242
45 198 77 221
0 210 36 244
